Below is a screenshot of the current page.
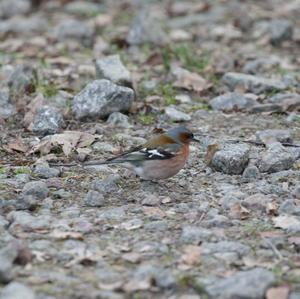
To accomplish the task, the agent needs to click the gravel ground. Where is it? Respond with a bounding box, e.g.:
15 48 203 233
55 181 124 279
0 0 300 299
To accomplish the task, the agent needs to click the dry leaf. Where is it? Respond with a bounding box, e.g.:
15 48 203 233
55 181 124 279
266 286 289 299
23 93 45 128
172 66 211 93
181 245 201 266
266 201 278 215
50 230 84 240
229 203 250 219
273 215 300 231
204 143 220 166
5 137 29 153
30 131 97 156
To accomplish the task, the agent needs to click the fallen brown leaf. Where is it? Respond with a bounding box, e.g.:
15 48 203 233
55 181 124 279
172 66 211 93
30 131 97 156
229 203 250 219
204 143 220 166
266 201 278 215
5 137 29 153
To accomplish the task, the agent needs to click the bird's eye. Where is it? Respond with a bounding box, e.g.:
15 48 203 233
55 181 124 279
189 133 194 139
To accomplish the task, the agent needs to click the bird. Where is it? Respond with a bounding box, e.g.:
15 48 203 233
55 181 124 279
83 126 199 180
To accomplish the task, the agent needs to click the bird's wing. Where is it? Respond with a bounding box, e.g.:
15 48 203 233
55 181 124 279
102 134 181 164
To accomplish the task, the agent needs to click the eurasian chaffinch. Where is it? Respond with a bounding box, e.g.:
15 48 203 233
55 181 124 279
85 126 199 180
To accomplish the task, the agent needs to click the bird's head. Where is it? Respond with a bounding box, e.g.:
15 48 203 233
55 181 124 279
166 126 199 144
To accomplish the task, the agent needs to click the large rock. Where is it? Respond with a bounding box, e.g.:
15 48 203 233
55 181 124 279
0 282 35 299
211 144 250 175
259 142 295 173
243 57 280 74
210 92 257 111
0 0 31 19
72 79 134 120
54 19 94 46
127 11 168 46
255 129 292 144
165 106 191 121
222 72 287 94
0 90 16 119
22 181 49 199
269 19 293 46
8 65 36 95
0 16 47 36
0 243 18 283
32 106 64 136
95 55 132 86
206 268 275 299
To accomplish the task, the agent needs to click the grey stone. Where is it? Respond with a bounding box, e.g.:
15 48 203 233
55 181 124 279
144 220 168 232
127 11 168 46
0 91 16 119
242 193 272 211
222 72 287 94
95 55 132 86
8 211 51 231
289 292 300 299
8 64 36 95
92 141 115 153
243 57 280 74
15 195 38 211
32 106 64 136
0 0 31 19
203 215 232 228
33 164 60 179
279 199 300 216
0 243 18 283
106 112 130 128
243 165 259 179
180 226 213 244
0 16 47 36
141 193 160 206
131 264 175 289
83 190 105 207
92 174 120 194
52 189 72 199
15 173 30 184
22 181 49 199
165 106 191 121
0 215 9 228
269 19 293 46
64 1 102 16
269 93 300 104
72 79 134 120
210 92 257 111
97 207 126 221
0 282 35 299
201 241 250 257
293 185 300 199
206 268 275 299
54 19 94 47
259 143 295 173
255 129 292 144
211 144 250 175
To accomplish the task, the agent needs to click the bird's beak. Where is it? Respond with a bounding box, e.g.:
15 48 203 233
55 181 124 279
191 137 200 143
